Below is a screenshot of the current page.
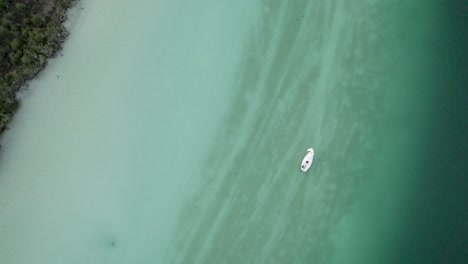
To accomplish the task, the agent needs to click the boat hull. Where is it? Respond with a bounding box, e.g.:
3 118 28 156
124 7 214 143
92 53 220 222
301 148 314 172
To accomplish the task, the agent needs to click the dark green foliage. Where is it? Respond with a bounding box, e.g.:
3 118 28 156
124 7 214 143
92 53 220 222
10 38 20 49
0 0 76 132
15 3 26 10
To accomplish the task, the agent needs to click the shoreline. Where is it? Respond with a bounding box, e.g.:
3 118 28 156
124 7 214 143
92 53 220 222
0 0 79 135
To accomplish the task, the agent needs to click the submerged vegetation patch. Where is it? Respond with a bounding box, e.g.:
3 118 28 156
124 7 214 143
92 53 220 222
0 0 76 133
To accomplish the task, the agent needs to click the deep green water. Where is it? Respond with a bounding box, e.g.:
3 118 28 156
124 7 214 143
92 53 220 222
0 0 466 263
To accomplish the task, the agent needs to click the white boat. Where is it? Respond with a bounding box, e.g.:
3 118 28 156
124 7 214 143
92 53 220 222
300 148 314 172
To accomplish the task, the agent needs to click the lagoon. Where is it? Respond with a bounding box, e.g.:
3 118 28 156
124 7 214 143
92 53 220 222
0 0 466 263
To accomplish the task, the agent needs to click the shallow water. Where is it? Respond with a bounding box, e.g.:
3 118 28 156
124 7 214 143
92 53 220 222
0 0 466 263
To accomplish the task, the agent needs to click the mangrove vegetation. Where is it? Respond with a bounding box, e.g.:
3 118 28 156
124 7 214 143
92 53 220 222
0 0 76 133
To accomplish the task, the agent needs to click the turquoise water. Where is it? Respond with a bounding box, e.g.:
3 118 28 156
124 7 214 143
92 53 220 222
0 0 466 263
